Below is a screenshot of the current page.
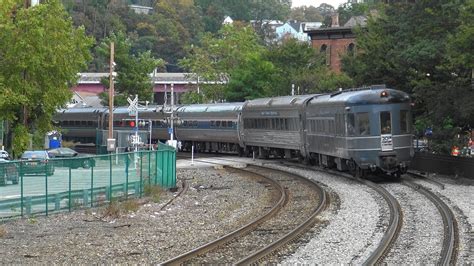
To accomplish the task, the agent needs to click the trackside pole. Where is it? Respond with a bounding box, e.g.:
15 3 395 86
253 151 255 161
191 145 194 166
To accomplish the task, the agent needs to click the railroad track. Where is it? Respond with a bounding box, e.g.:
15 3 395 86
401 178 458 265
175 154 460 264
161 162 328 265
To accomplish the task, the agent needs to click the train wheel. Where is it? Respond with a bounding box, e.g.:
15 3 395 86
237 148 243 157
348 160 357 176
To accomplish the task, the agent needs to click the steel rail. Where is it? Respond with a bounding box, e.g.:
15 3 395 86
276 161 403 265
402 180 458 265
160 165 287 265
407 171 445 190
236 166 328 265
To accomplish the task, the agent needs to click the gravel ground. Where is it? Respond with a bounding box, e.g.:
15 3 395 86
267 164 387 265
410 173 474 265
382 183 443 264
0 165 272 264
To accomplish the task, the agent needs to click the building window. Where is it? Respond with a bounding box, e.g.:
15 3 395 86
320 44 330 65
320 44 327 53
347 43 355 56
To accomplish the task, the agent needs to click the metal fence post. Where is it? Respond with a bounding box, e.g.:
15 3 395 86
20 170 24 217
140 151 143 197
90 165 94 207
155 150 158 184
45 163 48 216
126 153 129 199
148 151 151 185
109 153 112 201
68 167 72 211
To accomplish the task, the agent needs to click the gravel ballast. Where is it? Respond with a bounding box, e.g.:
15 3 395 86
0 166 271 264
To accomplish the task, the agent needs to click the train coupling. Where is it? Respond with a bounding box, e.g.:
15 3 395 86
398 162 408 174
369 164 377 172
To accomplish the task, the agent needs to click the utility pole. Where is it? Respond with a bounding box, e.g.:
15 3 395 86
107 42 116 152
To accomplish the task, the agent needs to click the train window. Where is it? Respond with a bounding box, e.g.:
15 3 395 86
400 110 410 134
193 121 198 127
222 121 227 128
330 120 335 134
356 113 370 136
347 114 355 136
74 121 80 126
380 112 392 134
210 121 215 128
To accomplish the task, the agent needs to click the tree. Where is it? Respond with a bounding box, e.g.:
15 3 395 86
265 38 353 95
289 6 324 22
97 31 164 106
226 53 277 101
0 0 93 157
179 23 269 102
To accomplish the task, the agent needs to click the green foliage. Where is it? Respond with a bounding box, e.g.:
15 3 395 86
180 24 269 101
11 125 29 158
226 53 277 101
179 90 205 104
196 0 290 33
97 31 164 104
289 6 324 22
0 0 93 155
447 0 474 69
144 184 163 203
265 38 353 95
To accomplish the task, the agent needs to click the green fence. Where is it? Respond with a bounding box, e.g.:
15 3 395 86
0 144 176 219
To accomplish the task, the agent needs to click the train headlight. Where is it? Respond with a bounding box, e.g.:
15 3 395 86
380 91 389 97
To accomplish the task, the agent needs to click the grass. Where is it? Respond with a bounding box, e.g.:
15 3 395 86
0 226 6 238
144 184 164 203
100 184 164 218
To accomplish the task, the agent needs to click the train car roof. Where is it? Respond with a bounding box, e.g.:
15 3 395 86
177 102 243 113
56 107 107 114
243 94 318 109
308 88 410 106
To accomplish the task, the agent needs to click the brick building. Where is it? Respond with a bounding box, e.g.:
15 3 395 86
305 15 367 73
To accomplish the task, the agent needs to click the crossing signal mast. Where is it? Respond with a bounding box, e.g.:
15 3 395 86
164 84 178 149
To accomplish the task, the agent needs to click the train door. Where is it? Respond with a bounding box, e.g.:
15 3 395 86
380 111 393 151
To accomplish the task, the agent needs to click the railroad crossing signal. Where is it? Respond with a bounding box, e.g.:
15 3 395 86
127 95 138 116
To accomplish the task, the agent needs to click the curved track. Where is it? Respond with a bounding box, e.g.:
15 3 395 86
401 179 458 265
161 160 327 265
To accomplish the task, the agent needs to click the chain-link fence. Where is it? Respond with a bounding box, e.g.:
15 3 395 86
0 144 176 219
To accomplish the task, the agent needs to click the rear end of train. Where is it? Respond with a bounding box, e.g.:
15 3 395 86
344 88 413 177
306 87 413 178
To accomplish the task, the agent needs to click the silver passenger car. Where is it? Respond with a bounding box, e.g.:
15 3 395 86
305 88 412 176
241 95 316 159
175 103 244 153
54 107 106 143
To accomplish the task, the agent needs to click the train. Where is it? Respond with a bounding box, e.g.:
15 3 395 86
54 85 413 178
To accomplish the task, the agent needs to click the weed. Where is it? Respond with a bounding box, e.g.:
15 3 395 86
103 200 121 219
0 226 6 238
121 199 140 213
27 216 37 224
144 184 163 203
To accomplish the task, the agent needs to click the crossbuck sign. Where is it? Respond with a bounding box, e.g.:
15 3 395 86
127 95 138 116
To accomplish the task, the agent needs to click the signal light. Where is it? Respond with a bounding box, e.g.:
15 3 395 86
129 121 135 127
